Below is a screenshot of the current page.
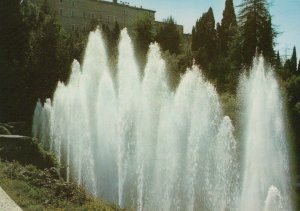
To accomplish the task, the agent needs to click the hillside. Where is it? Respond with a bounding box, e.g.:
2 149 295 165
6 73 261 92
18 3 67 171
0 123 121 211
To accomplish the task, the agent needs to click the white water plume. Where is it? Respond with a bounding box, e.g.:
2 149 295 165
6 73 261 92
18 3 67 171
32 29 292 211
238 56 292 211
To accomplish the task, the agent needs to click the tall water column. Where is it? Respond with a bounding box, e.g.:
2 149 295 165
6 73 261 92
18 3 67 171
32 28 293 211
239 56 292 211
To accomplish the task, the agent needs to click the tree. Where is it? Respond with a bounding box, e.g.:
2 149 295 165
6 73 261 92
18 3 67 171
219 0 237 55
111 21 121 57
238 0 275 66
100 22 120 70
155 16 181 55
133 13 154 68
0 0 82 121
298 59 300 74
191 26 197 51
275 51 282 69
0 0 33 121
259 15 275 63
89 18 99 31
290 46 297 73
66 29 86 62
284 59 291 70
112 22 121 44
191 7 217 67
0 0 29 66
101 22 120 53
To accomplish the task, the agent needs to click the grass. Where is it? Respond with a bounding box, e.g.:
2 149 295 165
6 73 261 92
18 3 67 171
0 161 121 211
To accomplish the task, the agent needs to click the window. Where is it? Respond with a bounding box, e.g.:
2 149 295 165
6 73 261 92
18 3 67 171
72 1 75 6
83 12 86 18
60 0 62 3
59 9 63 16
71 10 74 17
71 25 75 31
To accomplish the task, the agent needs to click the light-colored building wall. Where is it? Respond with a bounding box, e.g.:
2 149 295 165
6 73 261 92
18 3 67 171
31 0 190 50
32 0 156 31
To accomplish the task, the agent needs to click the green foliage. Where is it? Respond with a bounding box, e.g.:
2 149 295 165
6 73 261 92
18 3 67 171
218 0 237 56
133 13 154 68
192 7 217 67
0 136 57 169
220 92 239 125
290 46 297 73
0 0 87 122
102 22 121 61
64 29 87 67
155 16 181 55
89 18 99 32
286 75 300 111
161 50 193 89
238 0 276 66
281 48 298 79
277 50 300 179
0 0 33 121
285 75 300 175
281 59 292 79
275 51 282 69
191 2 241 93
0 161 120 210
189 0 277 93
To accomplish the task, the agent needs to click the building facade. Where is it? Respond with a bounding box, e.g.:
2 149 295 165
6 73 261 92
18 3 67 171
31 0 190 48
31 0 172 32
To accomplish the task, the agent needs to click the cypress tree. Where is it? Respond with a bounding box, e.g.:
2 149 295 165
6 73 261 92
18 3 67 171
219 0 237 55
290 46 297 73
191 26 197 51
275 51 282 69
191 7 217 66
284 59 291 70
238 0 275 66
298 59 300 74
259 15 275 63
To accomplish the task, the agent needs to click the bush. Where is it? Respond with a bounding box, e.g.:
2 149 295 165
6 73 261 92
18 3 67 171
0 136 57 169
0 161 120 210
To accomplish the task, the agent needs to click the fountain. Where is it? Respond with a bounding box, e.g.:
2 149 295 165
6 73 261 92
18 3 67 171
238 57 292 211
32 28 292 210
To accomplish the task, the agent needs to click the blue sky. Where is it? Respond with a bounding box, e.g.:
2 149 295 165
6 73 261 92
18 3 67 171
126 0 300 58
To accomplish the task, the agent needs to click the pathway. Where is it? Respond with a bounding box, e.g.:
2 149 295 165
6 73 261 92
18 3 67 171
0 186 22 211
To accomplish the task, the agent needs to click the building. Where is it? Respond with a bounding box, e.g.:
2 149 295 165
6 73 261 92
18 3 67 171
31 0 156 31
31 0 191 49
31 0 184 32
